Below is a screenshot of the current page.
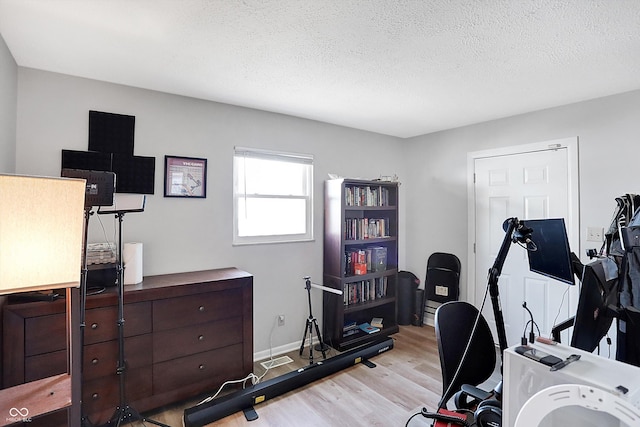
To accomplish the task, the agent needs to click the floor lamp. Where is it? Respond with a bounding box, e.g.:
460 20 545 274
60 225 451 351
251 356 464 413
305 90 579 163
0 174 86 427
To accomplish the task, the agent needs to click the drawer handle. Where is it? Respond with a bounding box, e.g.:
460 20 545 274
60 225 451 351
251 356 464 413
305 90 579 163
91 323 99 330
92 393 99 400
198 306 205 312
91 358 99 365
198 335 204 341
199 364 205 370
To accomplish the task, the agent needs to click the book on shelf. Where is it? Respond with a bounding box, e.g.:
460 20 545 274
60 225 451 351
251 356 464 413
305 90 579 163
343 276 388 306
370 317 383 328
344 247 388 276
343 328 360 337
371 246 387 272
345 249 368 275
343 321 361 338
359 322 380 334
344 218 390 240
354 263 367 275
344 185 391 207
343 321 358 331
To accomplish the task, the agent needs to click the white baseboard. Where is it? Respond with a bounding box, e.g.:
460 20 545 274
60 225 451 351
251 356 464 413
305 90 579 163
253 336 319 362
424 314 435 327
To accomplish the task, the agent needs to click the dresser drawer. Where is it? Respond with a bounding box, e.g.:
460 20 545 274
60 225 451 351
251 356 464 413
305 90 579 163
24 349 66 382
24 332 153 383
153 316 242 363
83 365 152 422
84 301 152 345
24 301 152 356
153 343 244 394
83 334 153 380
153 288 242 331
23 312 67 356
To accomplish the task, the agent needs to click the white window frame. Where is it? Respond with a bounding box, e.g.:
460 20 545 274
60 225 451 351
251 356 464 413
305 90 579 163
233 146 314 245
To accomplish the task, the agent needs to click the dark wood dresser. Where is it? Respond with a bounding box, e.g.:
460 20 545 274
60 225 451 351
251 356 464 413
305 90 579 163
2 267 253 426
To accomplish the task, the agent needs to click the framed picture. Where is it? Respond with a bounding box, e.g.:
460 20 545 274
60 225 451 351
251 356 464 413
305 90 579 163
164 155 207 198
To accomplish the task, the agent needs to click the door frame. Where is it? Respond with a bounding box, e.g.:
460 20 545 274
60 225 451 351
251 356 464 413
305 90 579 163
466 137 581 315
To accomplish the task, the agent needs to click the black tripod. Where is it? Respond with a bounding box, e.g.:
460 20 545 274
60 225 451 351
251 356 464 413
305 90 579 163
100 211 168 427
299 277 328 364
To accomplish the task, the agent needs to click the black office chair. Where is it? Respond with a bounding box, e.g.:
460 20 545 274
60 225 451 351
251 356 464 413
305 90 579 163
422 252 461 326
434 301 496 411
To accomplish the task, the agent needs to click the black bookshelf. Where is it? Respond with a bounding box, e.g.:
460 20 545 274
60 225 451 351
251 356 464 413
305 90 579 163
323 179 399 351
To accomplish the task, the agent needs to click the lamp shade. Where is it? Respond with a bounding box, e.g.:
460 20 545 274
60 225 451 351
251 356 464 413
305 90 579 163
0 174 86 294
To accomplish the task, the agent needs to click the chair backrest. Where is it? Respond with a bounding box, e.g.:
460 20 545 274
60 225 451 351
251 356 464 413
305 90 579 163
435 301 496 408
425 252 461 303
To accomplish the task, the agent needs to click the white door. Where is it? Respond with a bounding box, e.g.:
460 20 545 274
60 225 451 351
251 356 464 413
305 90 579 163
472 140 579 348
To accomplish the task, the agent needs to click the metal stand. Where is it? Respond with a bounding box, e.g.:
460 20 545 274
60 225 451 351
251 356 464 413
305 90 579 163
299 277 344 364
483 217 533 401
79 207 96 427
100 212 168 427
299 277 327 364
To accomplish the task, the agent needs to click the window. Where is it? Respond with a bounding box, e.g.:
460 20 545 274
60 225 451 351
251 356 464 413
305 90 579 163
233 147 313 245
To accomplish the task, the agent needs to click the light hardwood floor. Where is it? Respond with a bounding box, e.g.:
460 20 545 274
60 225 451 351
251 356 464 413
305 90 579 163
134 325 448 427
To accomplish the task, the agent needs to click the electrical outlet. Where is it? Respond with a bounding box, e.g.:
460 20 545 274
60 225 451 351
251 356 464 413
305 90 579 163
586 226 604 242
278 314 285 326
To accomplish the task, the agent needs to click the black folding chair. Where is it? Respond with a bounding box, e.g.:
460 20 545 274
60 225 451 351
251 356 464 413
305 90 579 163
421 252 461 326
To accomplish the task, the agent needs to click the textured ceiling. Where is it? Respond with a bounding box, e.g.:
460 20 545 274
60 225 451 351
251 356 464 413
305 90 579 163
1 0 639 138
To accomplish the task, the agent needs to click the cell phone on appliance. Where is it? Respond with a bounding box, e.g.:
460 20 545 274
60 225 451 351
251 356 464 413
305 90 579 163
515 345 563 367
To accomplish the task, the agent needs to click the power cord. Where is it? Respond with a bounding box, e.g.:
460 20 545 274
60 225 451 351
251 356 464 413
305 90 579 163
187 314 282 419
521 302 541 344
95 212 116 259
405 411 422 427
257 314 281 373
550 285 571 340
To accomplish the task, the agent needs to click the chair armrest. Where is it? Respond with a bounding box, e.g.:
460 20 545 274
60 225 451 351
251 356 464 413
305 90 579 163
460 384 492 401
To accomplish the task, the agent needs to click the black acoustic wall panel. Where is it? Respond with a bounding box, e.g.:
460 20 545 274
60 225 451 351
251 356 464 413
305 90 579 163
61 150 155 194
62 149 112 172
62 110 155 194
88 110 135 156
111 154 155 194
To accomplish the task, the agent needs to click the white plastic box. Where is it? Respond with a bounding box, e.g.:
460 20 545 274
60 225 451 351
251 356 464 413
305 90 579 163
503 341 640 426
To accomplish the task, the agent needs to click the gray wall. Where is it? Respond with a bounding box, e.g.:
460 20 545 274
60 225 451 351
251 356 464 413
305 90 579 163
0 33 16 173
14 68 406 357
403 89 640 301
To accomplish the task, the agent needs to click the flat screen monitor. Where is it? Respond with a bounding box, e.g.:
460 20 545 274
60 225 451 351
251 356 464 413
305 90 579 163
525 218 575 286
